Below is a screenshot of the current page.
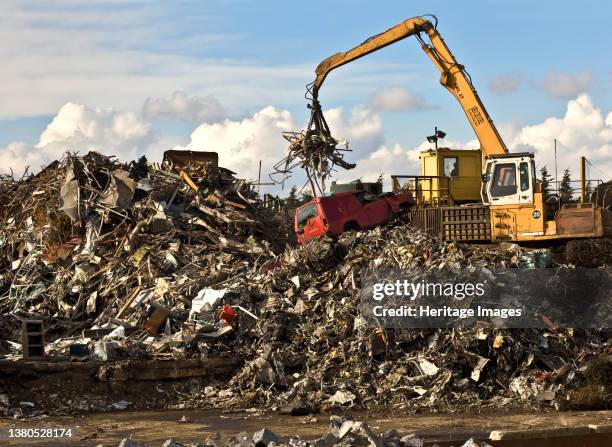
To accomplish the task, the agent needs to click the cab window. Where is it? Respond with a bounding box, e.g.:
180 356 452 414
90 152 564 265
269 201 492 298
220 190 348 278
491 163 517 197
443 157 459 177
519 162 530 191
297 203 317 228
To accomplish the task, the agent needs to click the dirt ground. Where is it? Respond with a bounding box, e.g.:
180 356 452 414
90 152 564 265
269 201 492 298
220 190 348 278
1 409 611 446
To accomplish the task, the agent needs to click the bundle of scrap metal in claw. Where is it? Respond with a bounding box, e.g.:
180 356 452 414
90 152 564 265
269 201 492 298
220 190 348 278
271 99 355 196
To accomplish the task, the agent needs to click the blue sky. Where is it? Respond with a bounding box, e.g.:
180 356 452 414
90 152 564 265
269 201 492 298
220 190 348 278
1 0 611 190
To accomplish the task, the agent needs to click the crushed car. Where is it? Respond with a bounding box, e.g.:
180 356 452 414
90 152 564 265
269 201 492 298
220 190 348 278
295 190 413 244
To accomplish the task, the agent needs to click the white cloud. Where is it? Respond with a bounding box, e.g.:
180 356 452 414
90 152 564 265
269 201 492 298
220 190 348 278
0 142 45 176
335 137 478 188
336 95 612 189
368 86 428 112
142 91 225 123
543 71 592 100
336 143 416 184
496 120 524 144
0 98 386 188
322 106 384 159
178 106 297 182
0 102 158 174
3 94 610 197
176 104 386 187
510 94 612 181
488 72 522 95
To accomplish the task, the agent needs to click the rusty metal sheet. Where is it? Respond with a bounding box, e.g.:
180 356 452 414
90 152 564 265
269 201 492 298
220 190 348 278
162 150 219 173
556 206 595 235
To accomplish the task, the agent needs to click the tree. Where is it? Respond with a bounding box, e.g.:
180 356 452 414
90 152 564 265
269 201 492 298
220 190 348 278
584 180 593 202
540 166 552 197
559 168 574 203
282 186 316 209
300 191 314 204
284 185 300 209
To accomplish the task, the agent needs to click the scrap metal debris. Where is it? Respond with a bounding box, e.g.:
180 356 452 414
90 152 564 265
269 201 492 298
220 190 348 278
270 99 355 195
0 151 610 420
112 416 494 446
0 151 288 363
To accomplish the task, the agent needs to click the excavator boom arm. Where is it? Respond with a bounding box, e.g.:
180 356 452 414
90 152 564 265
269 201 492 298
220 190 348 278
313 17 432 93
312 16 508 157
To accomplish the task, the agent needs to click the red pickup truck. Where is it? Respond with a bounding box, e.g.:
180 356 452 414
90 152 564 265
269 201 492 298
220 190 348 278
294 190 413 244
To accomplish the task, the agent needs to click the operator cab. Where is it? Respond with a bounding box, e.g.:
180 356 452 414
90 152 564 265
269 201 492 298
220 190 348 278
481 153 536 206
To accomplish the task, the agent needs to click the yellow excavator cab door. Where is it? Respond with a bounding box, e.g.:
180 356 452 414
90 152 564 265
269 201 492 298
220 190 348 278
483 153 536 206
517 160 535 205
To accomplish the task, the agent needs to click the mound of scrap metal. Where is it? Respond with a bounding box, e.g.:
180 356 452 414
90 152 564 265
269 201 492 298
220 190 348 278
0 151 288 358
115 416 493 447
270 101 355 195
213 229 608 414
0 153 609 417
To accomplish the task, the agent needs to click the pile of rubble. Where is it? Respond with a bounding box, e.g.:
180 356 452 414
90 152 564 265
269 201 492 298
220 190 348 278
0 151 609 417
271 100 355 195
115 416 492 446
0 151 288 360
211 229 608 414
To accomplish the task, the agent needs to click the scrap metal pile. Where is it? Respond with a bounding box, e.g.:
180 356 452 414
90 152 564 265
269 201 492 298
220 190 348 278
0 152 609 417
271 100 355 195
0 151 288 358
209 229 609 414
113 416 494 447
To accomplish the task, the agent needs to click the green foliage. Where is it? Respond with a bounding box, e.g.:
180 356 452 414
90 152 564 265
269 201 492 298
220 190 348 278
585 180 593 202
540 165 552 197
559 168 574 203
283 185 315 208
300 190 314 203
284 185 301 209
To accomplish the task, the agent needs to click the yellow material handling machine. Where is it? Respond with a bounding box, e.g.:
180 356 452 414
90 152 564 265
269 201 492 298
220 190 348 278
308 14 611 243
391 147 483 206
